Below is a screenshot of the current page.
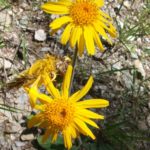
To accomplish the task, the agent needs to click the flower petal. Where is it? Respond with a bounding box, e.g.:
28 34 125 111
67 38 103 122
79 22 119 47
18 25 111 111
42 73 60 98
76 99 109 108
94 0 104 7
74 118 96 139
62 65 73 98
77 116 99 129
78 32 85 56
61 23 74 45
70 76 93 102
63 129 72 149
84 26 95 55
26 76 41 108
50 16 72 30
76 108 104 119
28 113 43 128
93 21 112 44
41 2 69 14
70 26 82 48
92 28 104 51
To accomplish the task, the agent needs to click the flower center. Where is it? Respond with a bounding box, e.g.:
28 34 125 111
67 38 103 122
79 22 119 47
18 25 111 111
70 1 99 26
43 100 75 131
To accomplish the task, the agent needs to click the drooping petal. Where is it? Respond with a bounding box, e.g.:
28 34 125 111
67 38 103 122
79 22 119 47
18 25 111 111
62 65 73 98
28 113 43 128
74 118 96 139
93 21 112 44
42 73 60 98
92 28 104 51
70 26 82 48
70 76 93 102
27 76 41 108
61 23 74 45
83 26 95 55
76 99 109 108
63 129 72 149
51 132 58 143
38 93 53 104
41 2 70 15
77 32 85 56
76 108 104 119
50 16 72 30
77 116 99 129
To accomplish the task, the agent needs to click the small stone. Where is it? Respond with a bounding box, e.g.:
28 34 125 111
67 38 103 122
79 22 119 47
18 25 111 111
134 59 146 78
5 120 21 133
34 29 46 42
0 58 12 69
124 1 131 8
0 12 12 30
41 47 51 52
21 134 34 141
15 141 26 147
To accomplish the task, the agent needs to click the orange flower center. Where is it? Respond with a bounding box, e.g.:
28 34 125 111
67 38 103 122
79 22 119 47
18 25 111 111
70 1 99 26
43 100 75 131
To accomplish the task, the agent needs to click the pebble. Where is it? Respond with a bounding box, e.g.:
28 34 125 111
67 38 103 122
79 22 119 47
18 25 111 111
34 29 46 42
21 134 34 141
134 59 146 78
0 12 12 30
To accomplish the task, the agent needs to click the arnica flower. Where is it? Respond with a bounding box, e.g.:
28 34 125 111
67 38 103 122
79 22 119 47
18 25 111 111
41 0 117 56
21 54 57 87
20 54 71 87
26 65 109 149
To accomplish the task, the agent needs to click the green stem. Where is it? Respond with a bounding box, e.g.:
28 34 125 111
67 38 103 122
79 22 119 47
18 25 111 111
69 45 78 94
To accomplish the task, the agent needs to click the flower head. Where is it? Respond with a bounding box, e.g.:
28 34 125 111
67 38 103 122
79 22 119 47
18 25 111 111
41 0 117 56
20 54 71 87
26 65 109 149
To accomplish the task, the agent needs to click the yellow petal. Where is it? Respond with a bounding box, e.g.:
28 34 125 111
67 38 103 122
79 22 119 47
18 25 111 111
61 23 74 45
92 29 104 51
76 99 109 108
78 33 85 56
99 10 112 20
51 132 58 143
28 76 41 108
76 108 104 119
63 129 72 149
50 16 72 30
38 93 53 104
42 73 60 98
34 104 45 111
77 116 99 129
70 76 93 102
28 113 43 128
70 26 82 48
94 0 104 7
93 21 112 44
84 26 95 55
62 65 73 98
41 2 69 14
74 118 96 139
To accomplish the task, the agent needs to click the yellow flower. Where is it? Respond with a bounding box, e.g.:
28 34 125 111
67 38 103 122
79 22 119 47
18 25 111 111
26 65 109 149
41 0 117 56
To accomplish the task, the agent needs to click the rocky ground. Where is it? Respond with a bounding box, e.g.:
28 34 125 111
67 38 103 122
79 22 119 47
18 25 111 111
0 0 150 150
